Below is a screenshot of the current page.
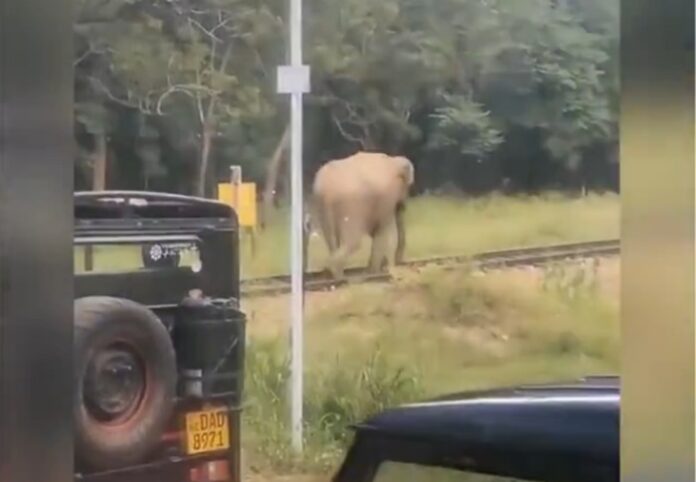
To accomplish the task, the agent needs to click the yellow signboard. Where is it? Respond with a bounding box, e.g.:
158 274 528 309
218 182 257 228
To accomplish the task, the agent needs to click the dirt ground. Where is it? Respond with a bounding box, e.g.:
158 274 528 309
471 256 620 304
241 256 621 340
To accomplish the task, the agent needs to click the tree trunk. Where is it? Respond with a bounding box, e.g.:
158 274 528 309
261 124 290 229
91 133 107 191
196 123 213 198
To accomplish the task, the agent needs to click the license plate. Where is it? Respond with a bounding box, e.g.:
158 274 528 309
185 407 230 455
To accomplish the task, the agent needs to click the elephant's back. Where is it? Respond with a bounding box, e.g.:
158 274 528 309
313 159 365 198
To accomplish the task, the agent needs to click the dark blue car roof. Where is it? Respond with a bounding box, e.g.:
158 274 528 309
353 376 619 464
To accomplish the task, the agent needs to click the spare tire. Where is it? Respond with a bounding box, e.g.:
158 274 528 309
74 296 177 471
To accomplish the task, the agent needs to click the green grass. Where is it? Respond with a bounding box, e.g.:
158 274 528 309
241 259 620 476
241 191 619 278
72 192 619 279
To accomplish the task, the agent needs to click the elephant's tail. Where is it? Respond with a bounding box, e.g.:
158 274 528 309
312 196 338 253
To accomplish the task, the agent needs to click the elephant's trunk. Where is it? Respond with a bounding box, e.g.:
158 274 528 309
394 202 406 265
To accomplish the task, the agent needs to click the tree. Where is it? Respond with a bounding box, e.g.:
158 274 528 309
74 0 131 190
79 0 281 196
306 0 445 150
72 0 620 196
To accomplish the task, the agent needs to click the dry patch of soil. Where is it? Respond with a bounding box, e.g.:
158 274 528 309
243 256 620 340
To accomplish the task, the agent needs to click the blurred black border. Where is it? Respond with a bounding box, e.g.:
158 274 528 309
0 0 73 481
0 0 695 480
621 0 695 480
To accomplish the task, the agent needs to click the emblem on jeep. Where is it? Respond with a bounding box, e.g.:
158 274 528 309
148 244 164 262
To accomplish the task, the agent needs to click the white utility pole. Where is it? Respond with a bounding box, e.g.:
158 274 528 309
276 0 310 454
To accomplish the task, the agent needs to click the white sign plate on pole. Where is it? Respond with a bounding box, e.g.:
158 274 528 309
277 65 311 94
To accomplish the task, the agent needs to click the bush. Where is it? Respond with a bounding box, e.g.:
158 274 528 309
243 341 423 473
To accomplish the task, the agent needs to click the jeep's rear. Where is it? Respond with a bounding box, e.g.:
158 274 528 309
73 191 245 482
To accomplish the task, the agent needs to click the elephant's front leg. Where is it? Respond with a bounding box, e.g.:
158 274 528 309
368 221 392 273
394 202 407 265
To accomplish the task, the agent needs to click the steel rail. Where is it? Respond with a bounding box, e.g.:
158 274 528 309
241 238 620 298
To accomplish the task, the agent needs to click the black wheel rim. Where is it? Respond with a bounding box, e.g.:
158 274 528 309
83 343 146 424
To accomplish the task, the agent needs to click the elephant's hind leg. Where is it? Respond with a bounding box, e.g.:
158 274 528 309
313 201 338 275
328 219 362 281
328 238 361 281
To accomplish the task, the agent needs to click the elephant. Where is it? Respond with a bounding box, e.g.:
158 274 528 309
306 151 415 281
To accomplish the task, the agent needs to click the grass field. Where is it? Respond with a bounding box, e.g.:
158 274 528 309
242 192 620 278
73 192 620 279
240 257 621 478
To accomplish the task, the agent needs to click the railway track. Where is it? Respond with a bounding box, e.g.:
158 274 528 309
241 238 620 298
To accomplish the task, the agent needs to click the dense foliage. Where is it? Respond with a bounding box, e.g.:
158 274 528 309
74 0 619 198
